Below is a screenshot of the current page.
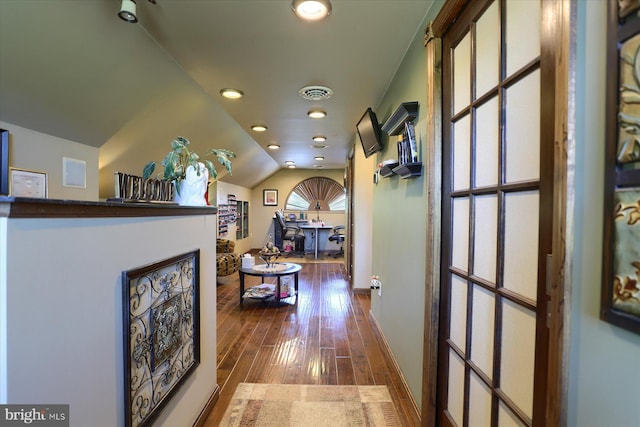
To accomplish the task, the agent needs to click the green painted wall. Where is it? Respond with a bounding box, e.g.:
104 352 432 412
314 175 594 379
368 1 444 410
568 1 640 425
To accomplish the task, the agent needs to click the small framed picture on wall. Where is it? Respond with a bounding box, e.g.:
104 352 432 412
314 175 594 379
10 167 48 199
263 189 278 206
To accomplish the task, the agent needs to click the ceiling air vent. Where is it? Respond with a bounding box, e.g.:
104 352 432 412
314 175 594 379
299 85 334 101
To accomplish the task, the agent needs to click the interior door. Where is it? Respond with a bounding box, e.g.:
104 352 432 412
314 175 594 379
438 0 552 425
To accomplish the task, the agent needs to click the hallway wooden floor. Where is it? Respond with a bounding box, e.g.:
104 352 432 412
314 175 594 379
204 261 420 426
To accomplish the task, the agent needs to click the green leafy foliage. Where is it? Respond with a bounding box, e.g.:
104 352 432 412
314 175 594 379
142 136 236 184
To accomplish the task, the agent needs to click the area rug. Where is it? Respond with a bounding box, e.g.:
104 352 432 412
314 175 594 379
219 383 402 426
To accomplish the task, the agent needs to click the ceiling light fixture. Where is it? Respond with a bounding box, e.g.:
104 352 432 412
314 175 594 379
288 165 297 169
307 110 326 119
285 160 296 165
251 125 268 132
118 0 138 23
314 156 325 161
267 144 280 149
312 136 327 142
311 144 328 149
220 88 244 99
118 0 156 23
291 0 332 21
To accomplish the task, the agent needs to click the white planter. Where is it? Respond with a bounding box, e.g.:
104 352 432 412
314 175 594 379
174 162 209 206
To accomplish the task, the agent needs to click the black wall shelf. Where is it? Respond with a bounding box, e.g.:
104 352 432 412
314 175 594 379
380 161 399 177
381 102 419 136
392 162 422 179
380 101 422 179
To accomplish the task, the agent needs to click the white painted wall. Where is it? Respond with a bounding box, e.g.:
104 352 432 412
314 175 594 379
1 121 99 201
0 217 7 404
568 2 640 425
1 213 217 427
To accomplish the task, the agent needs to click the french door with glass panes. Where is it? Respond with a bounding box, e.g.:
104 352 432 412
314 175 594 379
438 0 552 426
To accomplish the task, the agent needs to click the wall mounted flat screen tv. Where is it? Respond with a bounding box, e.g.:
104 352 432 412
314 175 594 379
356 108 383 158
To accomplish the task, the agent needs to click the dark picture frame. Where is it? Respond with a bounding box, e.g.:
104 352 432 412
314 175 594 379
122 250 200 427
0 129 9 195
263 189 278 206
601 1 640 334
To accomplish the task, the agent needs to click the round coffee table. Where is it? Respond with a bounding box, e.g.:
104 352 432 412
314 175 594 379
239 262 302 306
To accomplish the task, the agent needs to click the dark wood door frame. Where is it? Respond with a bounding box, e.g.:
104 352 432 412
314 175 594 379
346 151 354 282
421 0 575 426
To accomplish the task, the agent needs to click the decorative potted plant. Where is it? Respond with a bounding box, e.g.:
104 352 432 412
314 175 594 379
142 136 235 206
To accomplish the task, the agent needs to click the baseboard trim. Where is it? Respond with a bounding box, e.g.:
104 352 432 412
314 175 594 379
193 384 220 427
353 287 370 295
368 311 421 424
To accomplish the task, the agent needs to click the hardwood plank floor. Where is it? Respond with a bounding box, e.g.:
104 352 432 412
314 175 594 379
204 261 420 426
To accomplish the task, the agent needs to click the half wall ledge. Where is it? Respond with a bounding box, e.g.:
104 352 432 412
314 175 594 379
0 196 217 219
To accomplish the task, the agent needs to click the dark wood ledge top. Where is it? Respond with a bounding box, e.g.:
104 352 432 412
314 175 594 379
0 197 217 219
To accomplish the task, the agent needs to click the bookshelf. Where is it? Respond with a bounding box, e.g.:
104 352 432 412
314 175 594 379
236 200 249 240
217 194 237 237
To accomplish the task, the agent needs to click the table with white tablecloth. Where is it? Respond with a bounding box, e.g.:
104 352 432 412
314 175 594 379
299 223 334 259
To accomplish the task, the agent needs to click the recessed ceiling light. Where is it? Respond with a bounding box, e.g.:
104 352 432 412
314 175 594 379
251 125 268 132
314 156 325 161
285 160 296 165
220 88 244 99
307 110 326 119
288 165 297 169
311 144 328 149
267 144 280 149
313 164 325 168
312 136 327 142
291 0 332 21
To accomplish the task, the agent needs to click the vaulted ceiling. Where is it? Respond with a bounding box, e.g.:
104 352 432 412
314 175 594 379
0 0 434 194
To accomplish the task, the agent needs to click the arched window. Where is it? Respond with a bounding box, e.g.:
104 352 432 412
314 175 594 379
285 177 345 211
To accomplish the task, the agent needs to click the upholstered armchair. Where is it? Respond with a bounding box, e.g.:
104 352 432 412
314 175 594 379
216 238 242 280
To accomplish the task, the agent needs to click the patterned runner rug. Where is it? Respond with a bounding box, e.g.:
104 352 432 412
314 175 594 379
219 383 401 426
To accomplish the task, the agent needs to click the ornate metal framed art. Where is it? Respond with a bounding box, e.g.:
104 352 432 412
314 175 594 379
601 1 640 334
122 250 200 427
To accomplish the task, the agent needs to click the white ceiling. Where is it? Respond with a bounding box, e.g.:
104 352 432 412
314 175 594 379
0 0 434 192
